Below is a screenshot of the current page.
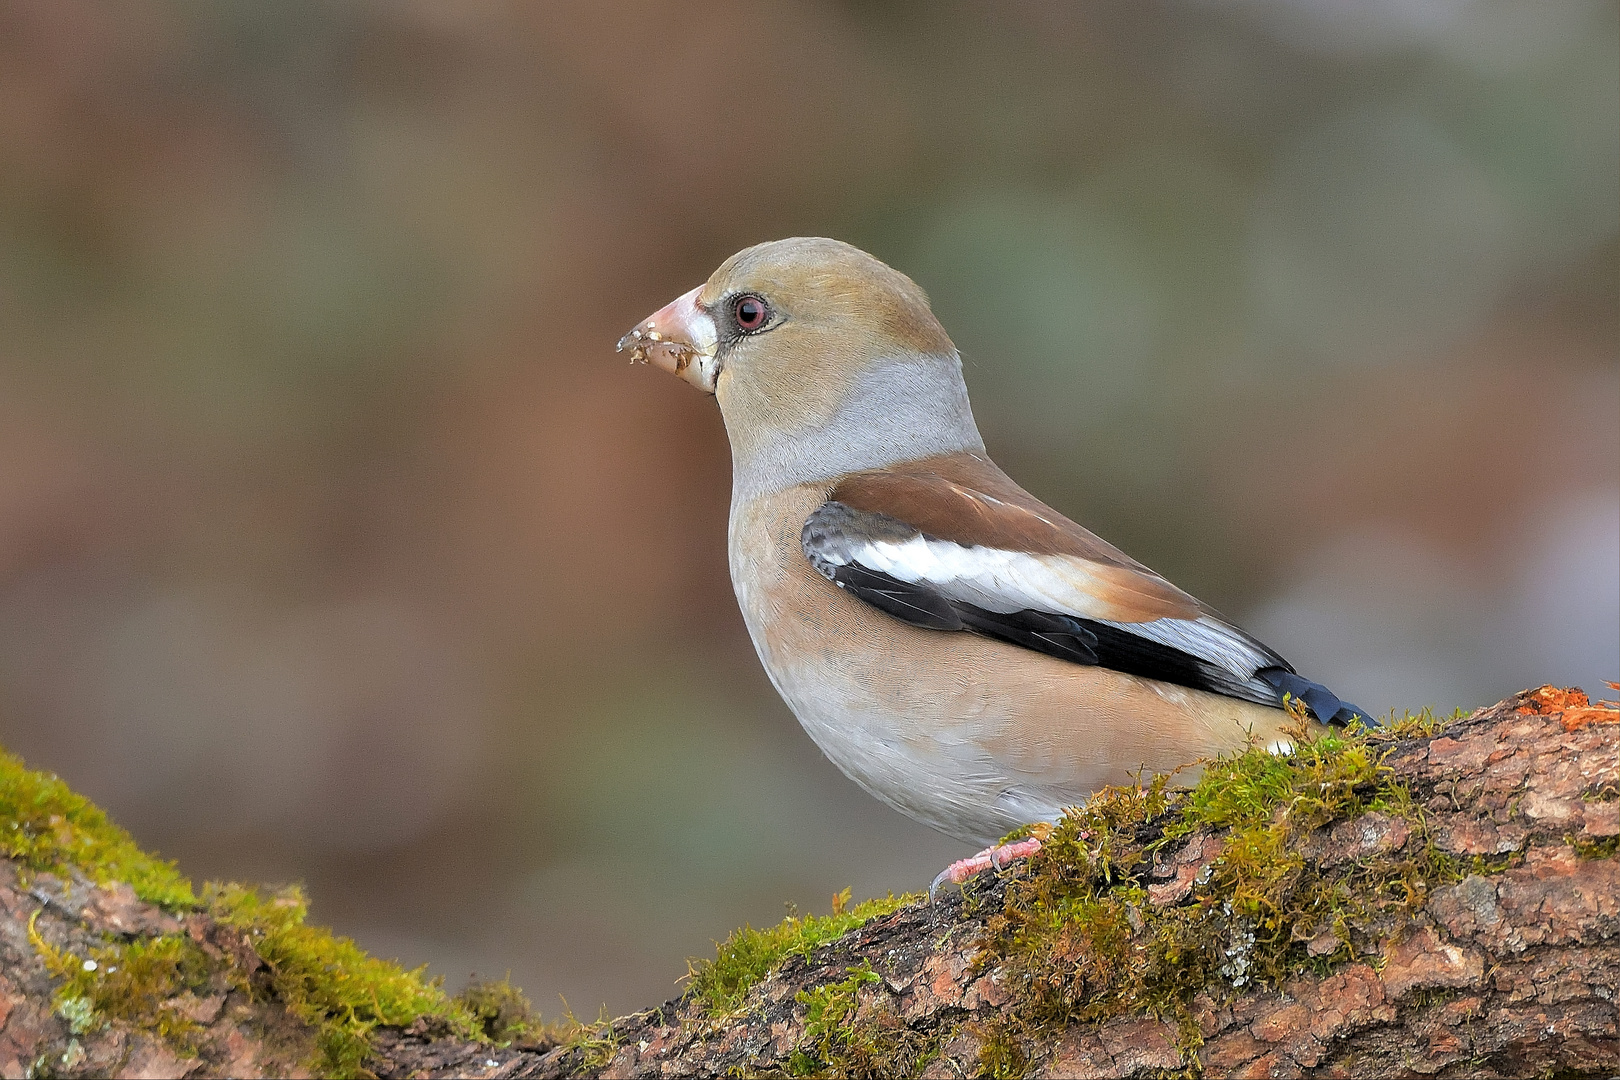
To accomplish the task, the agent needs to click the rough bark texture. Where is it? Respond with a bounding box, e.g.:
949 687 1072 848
0 866 318 1079
2 687 1616 1079
378 687 1620 1080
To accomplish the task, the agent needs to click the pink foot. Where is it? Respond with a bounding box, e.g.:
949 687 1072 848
929 838 1044 903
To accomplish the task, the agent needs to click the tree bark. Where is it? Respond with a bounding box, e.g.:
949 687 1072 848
2 686 1616 1079
0 871 319 1078
390 686 1620 1079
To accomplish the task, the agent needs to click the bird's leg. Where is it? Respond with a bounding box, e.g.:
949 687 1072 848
928 824 1055 904
927 839 1042 902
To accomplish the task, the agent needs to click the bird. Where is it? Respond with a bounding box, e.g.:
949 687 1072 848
617 237 1371 887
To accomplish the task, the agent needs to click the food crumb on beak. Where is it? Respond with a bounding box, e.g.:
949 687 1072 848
616 323 702 374
616 323 657 363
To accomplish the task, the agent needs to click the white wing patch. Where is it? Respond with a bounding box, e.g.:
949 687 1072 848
848 534 1120 619
825 533 1276 680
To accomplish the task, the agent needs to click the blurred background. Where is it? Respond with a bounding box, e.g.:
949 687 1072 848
0 0 1615 1019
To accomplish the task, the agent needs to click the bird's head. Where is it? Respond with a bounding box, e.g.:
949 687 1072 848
619 238 983 495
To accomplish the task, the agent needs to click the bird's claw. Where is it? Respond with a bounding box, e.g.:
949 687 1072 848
927 837 1044 904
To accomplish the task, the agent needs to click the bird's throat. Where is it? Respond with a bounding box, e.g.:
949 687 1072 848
722 354 987 503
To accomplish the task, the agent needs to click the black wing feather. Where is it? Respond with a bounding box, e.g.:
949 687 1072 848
822 562 963 631
803 501 1376 727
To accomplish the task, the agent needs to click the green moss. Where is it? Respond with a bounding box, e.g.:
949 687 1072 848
979 721 1457 1068
456 975 546 1044
28 880 491 1078
33 916 221 1054
687 888 915 1016
1170 723 1395 839
207 883 482 1078
785 960 940 1078
1566 833 1620 860
0 748 194 910
788 962 881 1076
1379 706 1464 741
555 1005 618 1070
973 1021 1028 1079
3 740 556 1078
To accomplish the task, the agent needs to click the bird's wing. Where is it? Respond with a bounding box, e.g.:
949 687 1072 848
801 452 1369 724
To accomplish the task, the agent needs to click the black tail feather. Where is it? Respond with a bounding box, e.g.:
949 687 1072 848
1257 667 1378 728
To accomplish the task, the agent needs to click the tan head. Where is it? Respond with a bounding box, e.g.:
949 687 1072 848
619 238 984 498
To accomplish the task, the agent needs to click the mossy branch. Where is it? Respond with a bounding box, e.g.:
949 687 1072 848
2 686 1616 1079
506 687 1619 1079
0 749 563 1079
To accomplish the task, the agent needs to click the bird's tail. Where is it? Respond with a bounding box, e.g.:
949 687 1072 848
1257 667 1377 728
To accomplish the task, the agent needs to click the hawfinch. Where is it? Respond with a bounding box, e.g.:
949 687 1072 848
618 237 1370 871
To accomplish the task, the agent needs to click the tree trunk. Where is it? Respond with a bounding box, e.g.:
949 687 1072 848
3 686 1616 1079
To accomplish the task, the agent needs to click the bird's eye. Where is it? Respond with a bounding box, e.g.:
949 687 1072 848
732 294 769 331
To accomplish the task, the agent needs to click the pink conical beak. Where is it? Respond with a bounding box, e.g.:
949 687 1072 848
616 285 721 394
